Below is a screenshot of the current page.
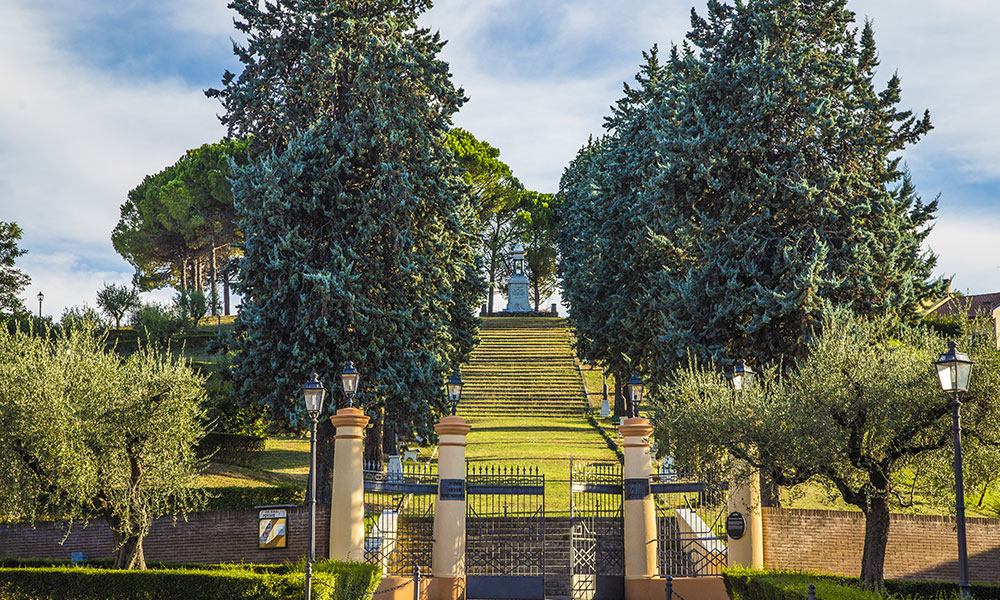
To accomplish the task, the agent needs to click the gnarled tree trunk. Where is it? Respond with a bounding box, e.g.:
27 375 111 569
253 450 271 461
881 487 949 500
860 494 890 590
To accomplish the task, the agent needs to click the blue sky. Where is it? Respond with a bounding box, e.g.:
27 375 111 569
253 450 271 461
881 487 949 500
2 0 999 318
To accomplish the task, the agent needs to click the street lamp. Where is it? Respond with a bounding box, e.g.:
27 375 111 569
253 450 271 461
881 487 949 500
37 291 43 318
935 341 974 600
730 359 755 391
447 370 463 415
626 372 644 417
341 361 359 407
302 372 326 600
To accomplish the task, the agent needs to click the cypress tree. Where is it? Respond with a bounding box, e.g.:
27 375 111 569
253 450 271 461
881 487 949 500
209 0 482 497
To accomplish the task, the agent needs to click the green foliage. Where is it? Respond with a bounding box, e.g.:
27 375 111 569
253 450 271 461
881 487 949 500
131 303 184 347
176 289 208 329
0 560 380 600
196 433 266 467
654 312 1000 586
558 0 943 386
0 221 30 316
516 191 560 311
95 283 141 329
724 568 1000 600
200 485 303 511
211 0 484 467
60 304 108 330
112 139 249 292
0 324 208 569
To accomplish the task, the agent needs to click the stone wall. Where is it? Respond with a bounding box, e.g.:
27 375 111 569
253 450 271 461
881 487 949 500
762 507 1000 582
0 504 329 564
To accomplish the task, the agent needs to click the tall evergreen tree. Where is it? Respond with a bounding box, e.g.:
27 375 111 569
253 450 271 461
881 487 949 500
559 0 941 391
209 0 482 496
0 221 31 316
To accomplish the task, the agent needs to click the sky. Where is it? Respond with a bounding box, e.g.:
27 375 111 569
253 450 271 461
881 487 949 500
2 0 999 319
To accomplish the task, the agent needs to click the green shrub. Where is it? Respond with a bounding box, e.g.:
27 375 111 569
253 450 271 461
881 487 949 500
197 432 266 467
0 560 380 600
131 304 184 346
724 568 1000 600
201 485 304 511
175 289 208 329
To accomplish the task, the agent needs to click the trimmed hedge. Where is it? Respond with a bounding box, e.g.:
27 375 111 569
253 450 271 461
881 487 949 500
196 433 266 467
724 568 1000 600
201 485 304 511
0 560 380 600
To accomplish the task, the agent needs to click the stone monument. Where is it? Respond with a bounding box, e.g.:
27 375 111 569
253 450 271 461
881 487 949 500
504 243 532 312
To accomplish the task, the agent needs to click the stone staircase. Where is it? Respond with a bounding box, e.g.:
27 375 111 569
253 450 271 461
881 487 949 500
460 317 587 418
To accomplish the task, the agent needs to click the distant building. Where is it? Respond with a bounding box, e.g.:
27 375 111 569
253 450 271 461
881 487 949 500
926 292 1000 348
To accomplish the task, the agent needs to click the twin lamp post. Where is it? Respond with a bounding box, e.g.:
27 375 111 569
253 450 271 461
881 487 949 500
729 342 974 599
299 363 464 600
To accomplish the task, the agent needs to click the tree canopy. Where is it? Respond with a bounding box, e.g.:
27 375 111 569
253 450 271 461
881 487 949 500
0 221 30 316
517 191 560 312
558 0 942 388
653 312 1000 588
112 138 248 312
210 0 484 490
0 324 206 569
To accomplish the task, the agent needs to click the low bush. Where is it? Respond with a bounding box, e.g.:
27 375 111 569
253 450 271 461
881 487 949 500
131 304 184 347
724 568 1000 600
0 560 380 600
201 485 304 511
197 432 266 467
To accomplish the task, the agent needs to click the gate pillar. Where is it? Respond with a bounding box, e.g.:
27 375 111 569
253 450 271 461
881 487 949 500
432 415 471 600
727 465 764 568
620 417 657 593
329 407 371 561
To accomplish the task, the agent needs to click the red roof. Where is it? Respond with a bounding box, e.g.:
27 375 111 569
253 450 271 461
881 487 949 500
931 293 1000 318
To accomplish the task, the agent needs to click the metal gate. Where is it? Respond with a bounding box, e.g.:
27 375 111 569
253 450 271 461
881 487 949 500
363 462 436 575
570 459 624 600
651 469 727 577
466 464 546 599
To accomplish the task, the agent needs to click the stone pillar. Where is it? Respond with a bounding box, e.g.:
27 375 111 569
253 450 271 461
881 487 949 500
621 417 658 590
727 464 764 568
432 415 471 600
329 407 370 561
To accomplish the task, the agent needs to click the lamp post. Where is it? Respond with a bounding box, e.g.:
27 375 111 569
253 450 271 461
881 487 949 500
730 359 755 392
37 291 43 318
341 361 359 407
302 372 327 600
935 341 974 600
626 371 644 417
447 370 463 415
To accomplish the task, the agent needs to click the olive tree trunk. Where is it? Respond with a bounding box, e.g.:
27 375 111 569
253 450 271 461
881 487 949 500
860 495 890 590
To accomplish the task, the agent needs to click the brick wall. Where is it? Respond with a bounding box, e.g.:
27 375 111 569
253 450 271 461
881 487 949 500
0 504 330 564
763 507 1000 582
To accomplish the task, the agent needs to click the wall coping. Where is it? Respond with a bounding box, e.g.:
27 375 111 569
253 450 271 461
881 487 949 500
763 506 1000 526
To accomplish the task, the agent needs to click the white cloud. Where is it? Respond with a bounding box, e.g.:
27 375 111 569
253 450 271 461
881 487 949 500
0 1 226 317
925 212 1000 295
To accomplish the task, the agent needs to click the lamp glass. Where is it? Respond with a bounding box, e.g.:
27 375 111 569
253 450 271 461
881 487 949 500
341 362 359 395
627 372 643 406
935 342 973 393
447 371 463 405
303 373 326 415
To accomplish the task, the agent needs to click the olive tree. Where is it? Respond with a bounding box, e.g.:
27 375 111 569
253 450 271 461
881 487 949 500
0 325 206 569
652 312 1000 589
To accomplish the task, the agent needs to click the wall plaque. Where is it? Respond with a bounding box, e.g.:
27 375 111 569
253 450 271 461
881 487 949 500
258 508 288 549
624 477 650 500
726 511 746 540
439 478 466 501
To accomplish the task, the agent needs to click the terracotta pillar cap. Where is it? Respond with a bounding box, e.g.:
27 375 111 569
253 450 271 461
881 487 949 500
435 415 471 436
330 407 370 429
620 417 654 438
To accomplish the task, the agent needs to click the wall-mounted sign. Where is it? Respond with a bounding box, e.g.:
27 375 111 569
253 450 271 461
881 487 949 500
439 478 466 501
726 511 746 540
258 508 288 549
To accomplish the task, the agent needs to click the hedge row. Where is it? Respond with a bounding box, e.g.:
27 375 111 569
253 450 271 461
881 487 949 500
0 560 380 600
201 485 304 511
724 568 1000 600
196 433 267 467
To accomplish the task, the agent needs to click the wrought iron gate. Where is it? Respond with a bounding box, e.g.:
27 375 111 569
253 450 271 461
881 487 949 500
570 459 624 600
651 469 727 577
363 462 436 575
466 464 546 600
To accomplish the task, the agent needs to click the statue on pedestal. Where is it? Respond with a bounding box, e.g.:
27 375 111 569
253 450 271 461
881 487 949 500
504 244 532 312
